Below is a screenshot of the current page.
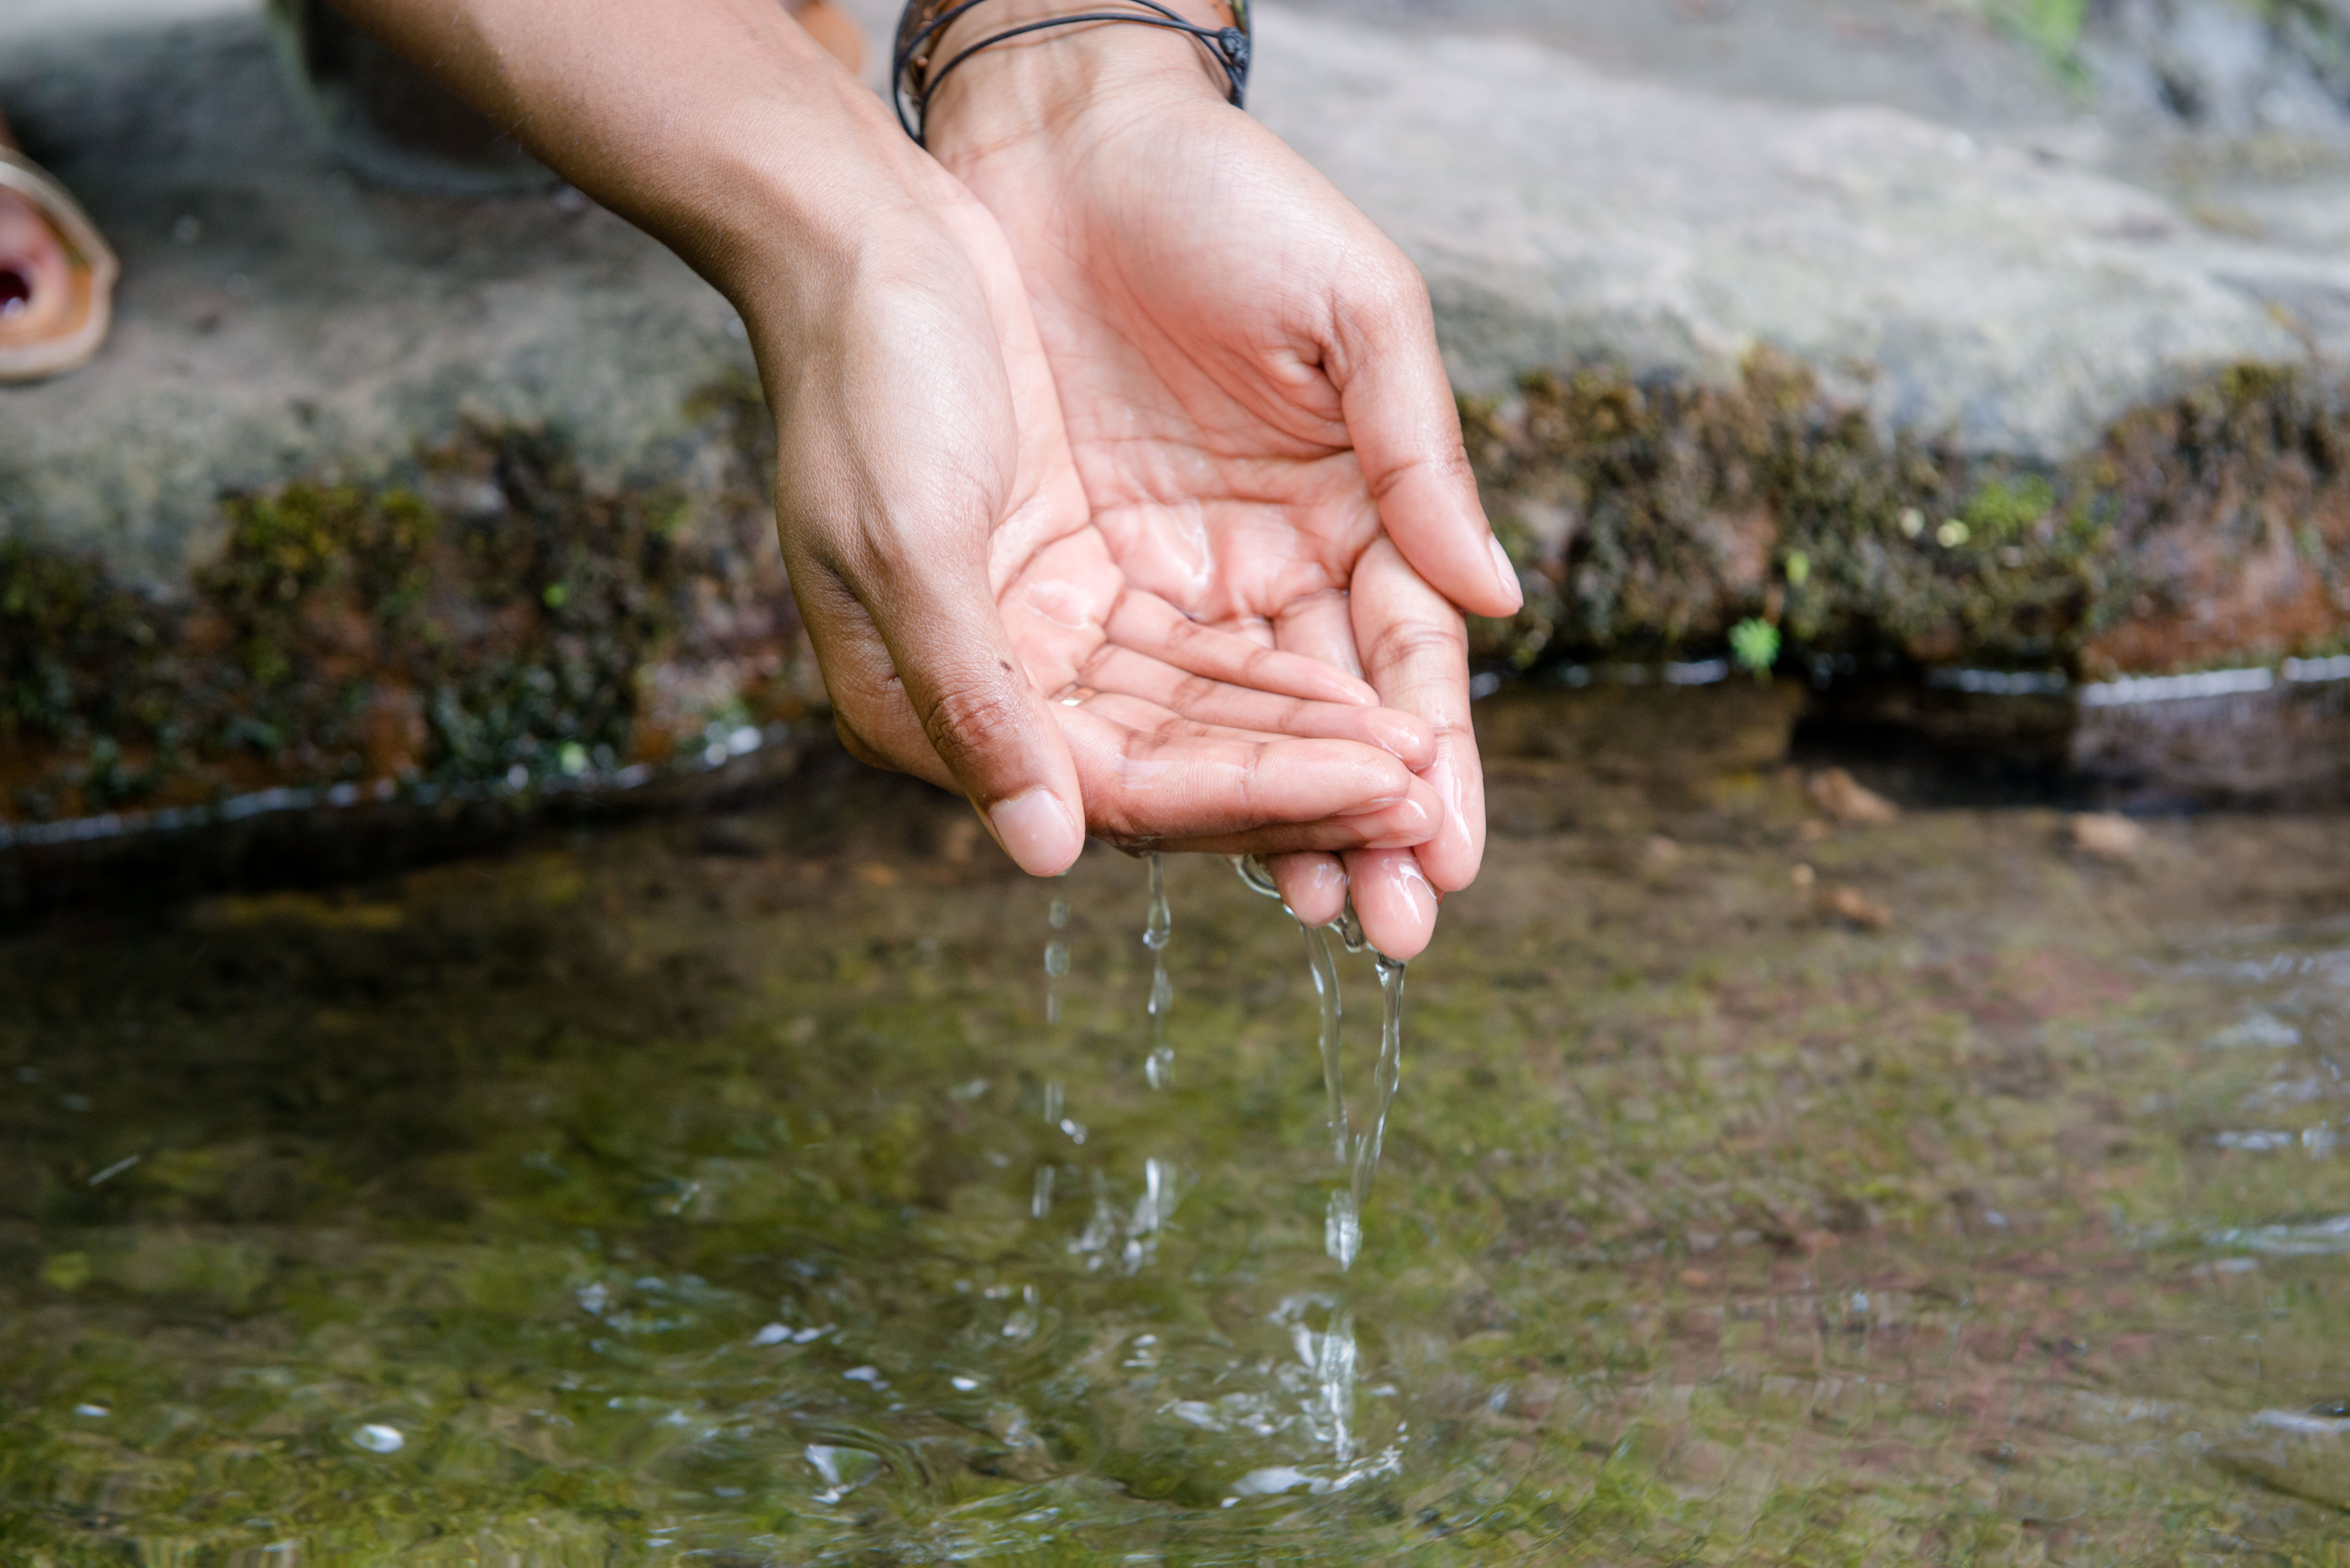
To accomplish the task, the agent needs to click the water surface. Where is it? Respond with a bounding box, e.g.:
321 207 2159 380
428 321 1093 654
7 689 2350 1563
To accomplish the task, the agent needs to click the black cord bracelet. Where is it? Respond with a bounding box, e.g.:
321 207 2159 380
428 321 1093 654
892 0 1250 145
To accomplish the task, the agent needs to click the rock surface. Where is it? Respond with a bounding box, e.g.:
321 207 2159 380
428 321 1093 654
0 6 757 584
1254 5 2350 458
13 0 2350 575
6 0 2350 829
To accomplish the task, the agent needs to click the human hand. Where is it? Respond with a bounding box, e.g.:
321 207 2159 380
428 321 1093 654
335 0 1456 875
757 123 1461 873
924 16 1520 955
639 27 1473 881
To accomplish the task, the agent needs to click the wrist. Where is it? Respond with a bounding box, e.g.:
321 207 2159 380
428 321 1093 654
916 0 1234 156
679 80 965 335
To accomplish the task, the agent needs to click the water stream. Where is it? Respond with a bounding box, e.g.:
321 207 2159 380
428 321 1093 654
1236 857 1410 1274
1143 852 1174 1090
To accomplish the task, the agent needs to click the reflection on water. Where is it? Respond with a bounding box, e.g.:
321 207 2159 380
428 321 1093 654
8 706 2350 1562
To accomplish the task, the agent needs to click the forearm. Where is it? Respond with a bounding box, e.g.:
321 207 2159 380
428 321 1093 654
326 0 935 322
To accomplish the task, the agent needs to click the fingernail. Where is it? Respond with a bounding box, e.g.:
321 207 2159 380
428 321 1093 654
1487 536 1525 613
989 788 1083 877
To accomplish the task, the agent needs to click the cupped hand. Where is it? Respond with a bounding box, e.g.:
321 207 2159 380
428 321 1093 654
754 128 1452 873
926 46 1519 956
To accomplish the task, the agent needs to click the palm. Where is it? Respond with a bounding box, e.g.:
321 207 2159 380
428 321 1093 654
945 101 1493 955
835 183 1443 856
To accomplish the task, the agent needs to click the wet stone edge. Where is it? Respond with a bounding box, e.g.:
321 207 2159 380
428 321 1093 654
9 357 2350 844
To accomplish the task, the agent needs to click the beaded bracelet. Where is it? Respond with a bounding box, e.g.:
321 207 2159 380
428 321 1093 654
892 0 1250 145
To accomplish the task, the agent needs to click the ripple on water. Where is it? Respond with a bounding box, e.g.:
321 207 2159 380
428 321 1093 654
8 756 2350 1560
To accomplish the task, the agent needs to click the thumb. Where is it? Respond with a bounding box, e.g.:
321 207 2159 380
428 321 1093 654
863 555 1088 879
1328 254 1524 621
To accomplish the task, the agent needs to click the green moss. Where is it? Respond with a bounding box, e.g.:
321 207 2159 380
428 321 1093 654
1987 0 2089 80
182 431 692 795
0 541 165 748
0 420 766 822
11 358 2350 825
1728 618 1779 678
1469 354 2350 679
1959 475 2056 544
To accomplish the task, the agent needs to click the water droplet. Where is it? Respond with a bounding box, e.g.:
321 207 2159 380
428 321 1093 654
353 1424 404 1454
804 1443 881 1503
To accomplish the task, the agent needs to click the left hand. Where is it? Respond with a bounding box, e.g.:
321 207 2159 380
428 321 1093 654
924 12 1519 958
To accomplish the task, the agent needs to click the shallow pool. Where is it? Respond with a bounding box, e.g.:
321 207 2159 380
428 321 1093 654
7 687 2350 1563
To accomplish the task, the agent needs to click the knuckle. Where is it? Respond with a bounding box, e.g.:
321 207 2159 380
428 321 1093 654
1356 250 1434 324
1363 615 1464 676
916 675 1030 768
1369 442 1477 506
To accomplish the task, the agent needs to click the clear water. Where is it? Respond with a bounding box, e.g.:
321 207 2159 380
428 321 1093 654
8 694 2350 1563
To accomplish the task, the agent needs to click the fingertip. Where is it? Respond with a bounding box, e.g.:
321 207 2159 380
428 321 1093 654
1294 660 1381 708
1346 848 1438 960
1271 852 1348 926
1363 708 1437 770
1308 739 1418 812
1427 531 1526 622
1341 775 1443 848
1412 754 1484 892
1401 773 1445 835
988 787 1084 877
1486 535 1527 617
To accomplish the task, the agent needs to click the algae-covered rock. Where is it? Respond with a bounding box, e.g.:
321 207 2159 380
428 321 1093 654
0 10 759 583
0 413 808 824
1467 356 2350 679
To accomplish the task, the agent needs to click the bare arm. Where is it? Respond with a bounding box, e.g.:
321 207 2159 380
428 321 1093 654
326 0 1455 879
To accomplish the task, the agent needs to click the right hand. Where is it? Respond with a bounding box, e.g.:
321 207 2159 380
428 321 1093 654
920 5 1519 950
757 148 1451 874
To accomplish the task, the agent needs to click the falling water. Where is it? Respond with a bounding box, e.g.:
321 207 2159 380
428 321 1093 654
1043 897 1070 1027
1142 853 1174 1089
1353 958 1407 1223
1120 1156 1177 1274
1304 923 1360 1267
1232 858 1408 1272
1305 923 1348 1164
1307 1308 1359 1466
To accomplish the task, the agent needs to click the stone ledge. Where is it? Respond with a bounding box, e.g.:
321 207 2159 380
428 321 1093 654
0 10 756 583
1254 6 2350 458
